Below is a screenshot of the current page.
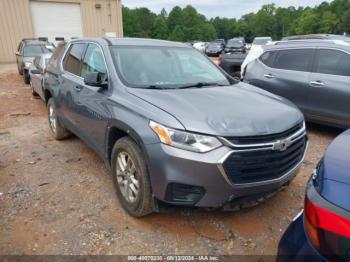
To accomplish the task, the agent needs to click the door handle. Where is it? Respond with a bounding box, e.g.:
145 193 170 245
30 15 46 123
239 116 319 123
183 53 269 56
74 85 82 92
264 74 275 79
309 81 325 87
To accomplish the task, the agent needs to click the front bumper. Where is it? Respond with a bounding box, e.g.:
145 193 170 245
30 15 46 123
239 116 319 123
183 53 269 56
145 141 305 208
206 51 221 56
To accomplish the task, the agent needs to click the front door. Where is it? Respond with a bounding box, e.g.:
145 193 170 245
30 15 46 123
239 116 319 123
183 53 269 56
71 43 110 155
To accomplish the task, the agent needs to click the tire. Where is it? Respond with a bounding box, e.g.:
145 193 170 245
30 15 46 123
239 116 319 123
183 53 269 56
111 137 154 217
23 71 30 84
231 71 241 80
30 79 39 97
18 65 23 75
47 98 70 140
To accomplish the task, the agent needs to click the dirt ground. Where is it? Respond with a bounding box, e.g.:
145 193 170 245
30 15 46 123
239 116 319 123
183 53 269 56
0 64 343 256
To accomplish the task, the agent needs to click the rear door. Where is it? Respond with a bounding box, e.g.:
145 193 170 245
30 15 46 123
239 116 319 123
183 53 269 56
307 48 350 126
60 42 87 131
257 48 315 112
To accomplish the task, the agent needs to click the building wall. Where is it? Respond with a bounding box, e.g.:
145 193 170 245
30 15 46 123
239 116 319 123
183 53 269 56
0 0 123 63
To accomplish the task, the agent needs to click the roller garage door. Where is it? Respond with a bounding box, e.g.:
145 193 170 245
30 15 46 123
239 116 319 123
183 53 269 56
30 2 83 44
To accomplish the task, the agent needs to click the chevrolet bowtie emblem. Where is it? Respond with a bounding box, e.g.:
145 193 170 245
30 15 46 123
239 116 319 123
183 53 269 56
272 138 292 151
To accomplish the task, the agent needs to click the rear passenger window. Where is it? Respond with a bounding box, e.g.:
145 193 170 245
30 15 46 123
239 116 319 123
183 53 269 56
316 49 350 77
259 51 276 67
63 43 86 75
273 49 314 72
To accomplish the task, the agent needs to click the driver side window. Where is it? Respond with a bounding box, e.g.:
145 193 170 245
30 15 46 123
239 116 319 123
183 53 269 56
81 44 107 79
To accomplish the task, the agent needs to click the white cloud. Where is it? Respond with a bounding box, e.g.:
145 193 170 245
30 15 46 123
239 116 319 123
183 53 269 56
121 0 331 18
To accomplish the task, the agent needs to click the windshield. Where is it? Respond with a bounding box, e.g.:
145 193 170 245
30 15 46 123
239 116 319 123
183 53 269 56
23 45 52 57
208 43 221 48
109 46 230 89
253 38 271 45
227 40 243 47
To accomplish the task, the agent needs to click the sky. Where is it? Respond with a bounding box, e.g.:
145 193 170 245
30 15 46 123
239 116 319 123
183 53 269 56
121 0 331 19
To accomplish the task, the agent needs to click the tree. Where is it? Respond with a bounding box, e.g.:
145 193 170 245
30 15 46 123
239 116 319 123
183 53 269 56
200 24 217 41
169 25 185 41
339 9 350 34
122 0 350 42
152 17 168 40
295 9 320 34
320 11 339 33
160 8 168 18
167 6 183 33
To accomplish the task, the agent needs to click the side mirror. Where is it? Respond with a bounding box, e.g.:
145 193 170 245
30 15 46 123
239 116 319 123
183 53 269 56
83 72 107 88
30 69 41 75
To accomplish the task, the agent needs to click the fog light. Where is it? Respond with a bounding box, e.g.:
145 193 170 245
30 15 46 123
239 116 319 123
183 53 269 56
165 183 205 206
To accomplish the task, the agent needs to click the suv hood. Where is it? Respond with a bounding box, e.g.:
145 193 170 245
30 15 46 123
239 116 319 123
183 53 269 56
23 57 35 63
127 82 303 137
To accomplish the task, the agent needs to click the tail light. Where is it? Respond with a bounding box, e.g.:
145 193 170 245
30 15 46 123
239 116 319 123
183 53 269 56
304 194 350 260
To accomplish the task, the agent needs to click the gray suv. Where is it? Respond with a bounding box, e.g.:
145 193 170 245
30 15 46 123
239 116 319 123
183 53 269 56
44 38 307 216
243 40 350 128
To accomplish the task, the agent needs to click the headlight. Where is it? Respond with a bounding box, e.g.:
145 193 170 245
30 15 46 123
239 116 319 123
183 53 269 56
24 62 32 68
149 120 222 153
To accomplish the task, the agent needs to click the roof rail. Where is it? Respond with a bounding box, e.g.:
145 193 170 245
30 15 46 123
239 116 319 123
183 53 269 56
269 39 350 46
102 37 113 45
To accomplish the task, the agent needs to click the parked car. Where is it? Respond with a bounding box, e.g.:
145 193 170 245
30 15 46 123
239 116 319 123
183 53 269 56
16 38 54 84
44 38 307 217
215 38 226 47
243 39 350 128
278 129 350 261
29 53 52 99
205 42 224 56
193 41 208 52
252 37 272 48
224 38 246 53
218 52 247 79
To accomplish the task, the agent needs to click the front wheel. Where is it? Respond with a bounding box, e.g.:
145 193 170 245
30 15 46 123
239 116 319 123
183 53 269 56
47 98 70 140
111 137 154 217
30 79 39 97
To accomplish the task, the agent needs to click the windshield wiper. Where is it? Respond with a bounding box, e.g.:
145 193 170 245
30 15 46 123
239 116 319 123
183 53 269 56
141 85 167 90
176 82 228 89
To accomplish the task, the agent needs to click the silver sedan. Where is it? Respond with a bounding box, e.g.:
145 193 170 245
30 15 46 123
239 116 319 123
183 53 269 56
28 53 52 100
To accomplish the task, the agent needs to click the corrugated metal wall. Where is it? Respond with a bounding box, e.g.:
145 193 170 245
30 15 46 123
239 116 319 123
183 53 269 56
0 0 123 63
0 0 34 63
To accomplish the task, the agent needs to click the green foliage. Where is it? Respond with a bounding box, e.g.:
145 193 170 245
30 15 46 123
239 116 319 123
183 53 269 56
152 17 168 39
169 25 185 41
122 0 350 42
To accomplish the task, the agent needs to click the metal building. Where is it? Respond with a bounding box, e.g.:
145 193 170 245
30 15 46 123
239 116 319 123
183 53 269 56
0 0 123 63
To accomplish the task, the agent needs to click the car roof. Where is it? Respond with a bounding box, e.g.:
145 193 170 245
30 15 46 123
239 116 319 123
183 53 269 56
229 37 244 40
263 39 350 52
282 34 349 41
24 40 52 46
69 37 190 48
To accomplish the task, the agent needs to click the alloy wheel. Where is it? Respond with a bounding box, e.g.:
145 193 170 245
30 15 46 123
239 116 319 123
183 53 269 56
116 152 140 203
48 104 57 133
